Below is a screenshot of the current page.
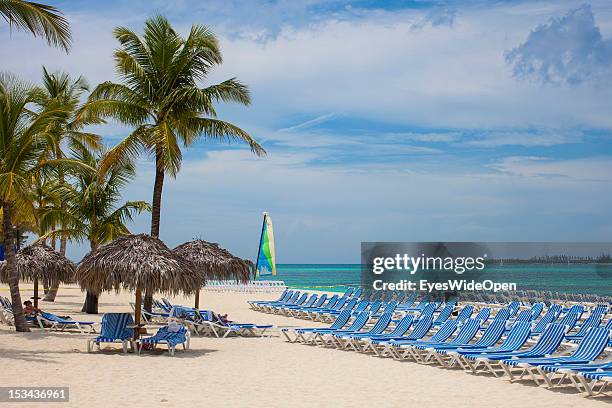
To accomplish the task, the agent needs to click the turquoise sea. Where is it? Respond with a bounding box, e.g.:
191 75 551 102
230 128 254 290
259 264 611 296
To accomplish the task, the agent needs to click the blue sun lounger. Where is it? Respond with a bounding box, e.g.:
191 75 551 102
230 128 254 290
433 300 457 326
467 323 567 377
37 312 96 333
566 314 603 342
314 312 370 345
364 314 435 358
359 314 415 354
138 325 190 356
529 303 544 320
248 289 291 310
87 313 134 353
389 318 461 361
334 312 393 350
533 361 612 391
573 369 612 396
502 326 610 384
283 309 353 343
428 320 508 365
531 304 562 334
414 318 484 363
453 321 532 372
282 294 322 316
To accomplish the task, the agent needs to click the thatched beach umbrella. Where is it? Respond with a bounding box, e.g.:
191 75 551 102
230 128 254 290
0 243 75 308
173 240 253 308
76 234 201 339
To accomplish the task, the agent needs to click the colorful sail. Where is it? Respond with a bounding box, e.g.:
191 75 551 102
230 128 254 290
256 212 276 276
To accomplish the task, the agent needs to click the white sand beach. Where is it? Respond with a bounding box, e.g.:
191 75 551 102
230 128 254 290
0 285 609 408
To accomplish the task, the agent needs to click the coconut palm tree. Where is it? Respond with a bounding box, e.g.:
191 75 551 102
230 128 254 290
31 68 102 301
40 146 150 313
0 0 70 51
0 72 70 331
81 15 265 310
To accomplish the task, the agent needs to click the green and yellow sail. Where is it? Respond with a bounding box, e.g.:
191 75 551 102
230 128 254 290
256 212 276 276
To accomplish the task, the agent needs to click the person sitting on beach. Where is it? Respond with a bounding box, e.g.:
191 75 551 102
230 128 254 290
23 300 41 316
217 313 232 325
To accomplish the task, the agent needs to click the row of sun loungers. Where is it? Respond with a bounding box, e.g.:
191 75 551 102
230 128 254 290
133 298 273 338
263 288 611 397
0 296 96 333
203 280 287 293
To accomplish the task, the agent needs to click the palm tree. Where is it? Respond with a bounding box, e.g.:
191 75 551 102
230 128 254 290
31 68 101 301
40 147 150 313
81 15 265 310
0 0 70 51
0 72 69 331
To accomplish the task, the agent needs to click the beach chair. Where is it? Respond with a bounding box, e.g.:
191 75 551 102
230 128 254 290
276 293 315 315
454 305 474 323
283 310 352 343
248 289 289 310
290 294 329 318
281 294 319 316
413 318 484 363
504 326 611 385
390 318 461 361
264 291 305 313
531 304 562 334
192 311 272 338
138 325 190 356
260 291 300 313
313 312 370 346
87 313 134 353
454 321 532 372
428 320 507 366
37 312 96 334
473 307 491 322
530 303 544 320
358 314 415 354
566 314 604 342
572 369 612 396
374 315 434 358
334 312 393 350
433 300 457 326
468 323 567 377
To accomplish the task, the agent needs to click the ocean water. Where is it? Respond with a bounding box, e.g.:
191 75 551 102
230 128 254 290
259 264 611 296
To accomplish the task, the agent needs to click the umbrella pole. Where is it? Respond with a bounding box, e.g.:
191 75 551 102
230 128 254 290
134 287 142 340
33 277 39 308
194 289 200 309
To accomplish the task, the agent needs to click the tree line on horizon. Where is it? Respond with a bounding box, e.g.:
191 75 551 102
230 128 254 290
0 0 265 332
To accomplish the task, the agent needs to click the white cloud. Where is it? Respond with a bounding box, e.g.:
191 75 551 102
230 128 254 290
490 155 612 181
506 4 612 85
464 129 584 147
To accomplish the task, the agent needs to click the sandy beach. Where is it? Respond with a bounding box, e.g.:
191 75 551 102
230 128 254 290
0 285 608 408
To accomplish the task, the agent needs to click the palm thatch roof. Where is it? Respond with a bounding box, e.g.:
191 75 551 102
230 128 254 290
173 240 253 284
0 243 75 286
75 234 202 295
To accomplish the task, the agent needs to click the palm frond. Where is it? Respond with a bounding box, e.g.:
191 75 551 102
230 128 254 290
0 0 71 51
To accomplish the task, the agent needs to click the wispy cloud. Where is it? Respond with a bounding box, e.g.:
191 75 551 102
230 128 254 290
278 113 336 132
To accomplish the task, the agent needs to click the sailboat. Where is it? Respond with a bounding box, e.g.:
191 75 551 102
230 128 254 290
255 212 276 276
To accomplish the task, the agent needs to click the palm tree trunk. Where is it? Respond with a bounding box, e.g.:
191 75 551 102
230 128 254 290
2 201 29 332
43 236 66 302
144 150 165 312
81 240 99 314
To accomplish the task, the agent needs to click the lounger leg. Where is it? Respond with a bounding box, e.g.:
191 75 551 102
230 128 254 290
123 341 128 354
281 330 293 342
577 376 595 397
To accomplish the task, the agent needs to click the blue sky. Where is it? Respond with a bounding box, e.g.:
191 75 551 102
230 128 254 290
2 0 612 262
